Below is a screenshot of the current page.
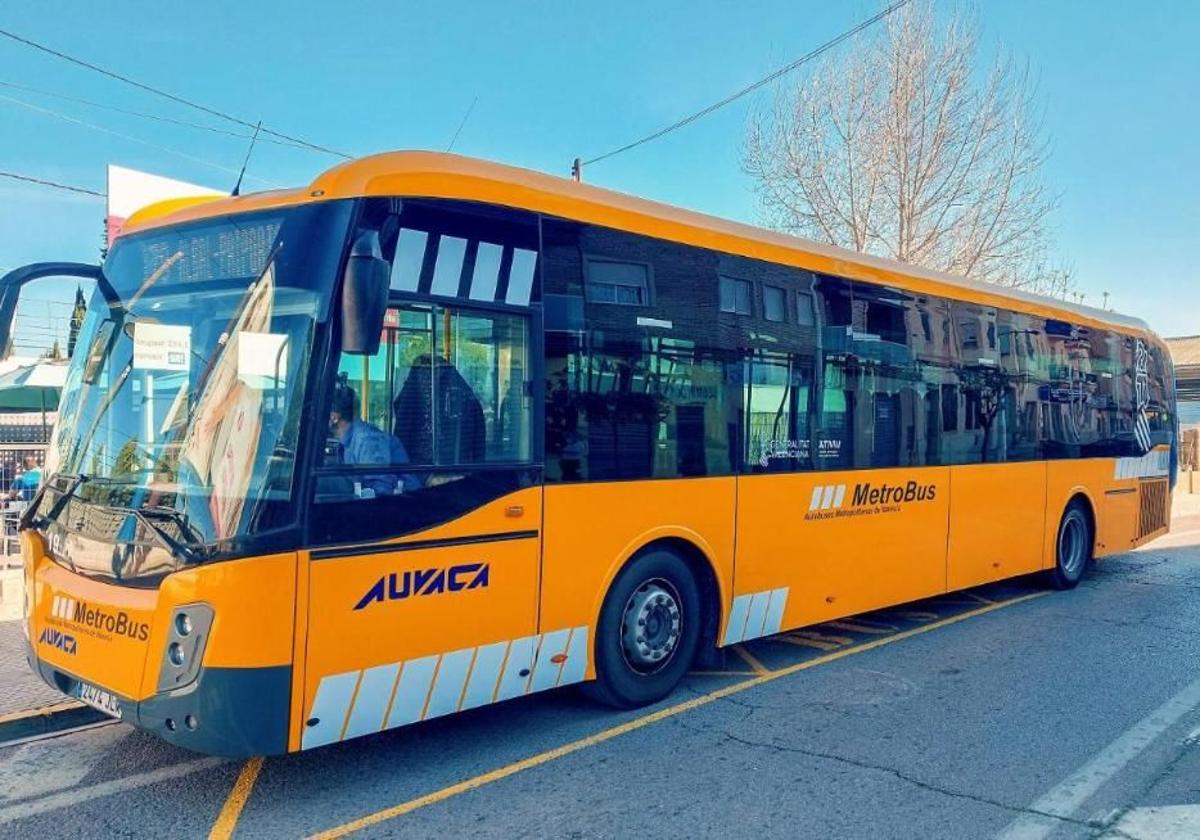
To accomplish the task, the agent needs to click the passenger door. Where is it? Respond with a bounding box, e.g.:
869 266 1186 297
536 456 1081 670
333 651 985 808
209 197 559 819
302 302 545 749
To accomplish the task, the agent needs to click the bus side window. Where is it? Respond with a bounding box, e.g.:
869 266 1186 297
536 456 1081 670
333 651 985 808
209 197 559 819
310 303 535 544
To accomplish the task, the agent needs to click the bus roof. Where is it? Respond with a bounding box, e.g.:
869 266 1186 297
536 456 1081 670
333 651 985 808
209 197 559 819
121 150 1153 337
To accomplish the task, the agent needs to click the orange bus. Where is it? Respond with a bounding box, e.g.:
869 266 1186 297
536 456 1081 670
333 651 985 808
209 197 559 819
7 152 1177 756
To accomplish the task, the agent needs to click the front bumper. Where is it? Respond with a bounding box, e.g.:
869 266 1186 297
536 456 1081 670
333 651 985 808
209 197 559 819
26 642 291 757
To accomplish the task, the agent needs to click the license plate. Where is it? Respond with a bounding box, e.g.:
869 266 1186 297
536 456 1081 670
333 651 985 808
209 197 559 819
77 682 123 719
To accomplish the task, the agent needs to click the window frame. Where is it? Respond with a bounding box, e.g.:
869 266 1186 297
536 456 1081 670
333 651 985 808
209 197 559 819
719 274 753 316
582 254 654 307
762 284 788 323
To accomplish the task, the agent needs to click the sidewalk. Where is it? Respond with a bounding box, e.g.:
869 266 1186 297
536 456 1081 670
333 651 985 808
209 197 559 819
0 620 62 717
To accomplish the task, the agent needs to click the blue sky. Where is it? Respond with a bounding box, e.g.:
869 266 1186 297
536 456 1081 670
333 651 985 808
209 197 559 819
1 0 1197 352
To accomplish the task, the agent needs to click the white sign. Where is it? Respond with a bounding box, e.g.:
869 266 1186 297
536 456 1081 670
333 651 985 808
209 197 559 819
132 322 191 371
237 331 289 384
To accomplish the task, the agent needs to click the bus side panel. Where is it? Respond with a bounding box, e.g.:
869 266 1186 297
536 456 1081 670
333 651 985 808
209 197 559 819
1043 459 1112 568
540 477 736 678
734 466 950 637
946 462 1047 590
299 488 542 750
1100 487 1139 557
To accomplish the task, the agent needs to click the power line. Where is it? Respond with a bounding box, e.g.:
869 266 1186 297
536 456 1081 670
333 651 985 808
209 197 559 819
446 96 478 152
0 170 104 197
582 0 914 167
0 79 316 151
0 27 352 160
0 92 281 187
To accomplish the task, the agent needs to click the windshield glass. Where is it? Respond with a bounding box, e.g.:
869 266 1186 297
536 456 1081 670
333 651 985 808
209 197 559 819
40 201 351 580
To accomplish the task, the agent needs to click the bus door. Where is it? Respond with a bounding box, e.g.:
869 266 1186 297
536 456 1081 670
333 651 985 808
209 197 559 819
301 302 544 749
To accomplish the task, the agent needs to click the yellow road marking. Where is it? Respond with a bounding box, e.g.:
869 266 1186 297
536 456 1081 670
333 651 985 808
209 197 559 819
308 591 1048 839
0 700 82 726
208 757 264 840
825 620 893 635
778 634 841 651
731 644 769 676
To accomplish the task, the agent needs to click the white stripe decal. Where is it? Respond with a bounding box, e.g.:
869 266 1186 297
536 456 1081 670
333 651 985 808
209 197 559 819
723 594 752 645
762 587 789 636
494 635 538 702
809 486 824 511
51 596 60 618
424 648 474 720
460 641 508 710
723 587 792 647
505 247 537 305
469 241 503 301
390 228 427 291
302 672 359 750
430 235 468 296
821 485 836 509
529 628 571 693
341 663 400 740
385 654 438 729
306 624 596 749
1114 449 1169 480
833 484 846 508
558 626 589 687
744 592 771 641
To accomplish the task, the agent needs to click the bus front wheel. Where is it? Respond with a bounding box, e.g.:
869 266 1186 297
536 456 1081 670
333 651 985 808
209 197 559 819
1048 499 1093 590
585 549 701 709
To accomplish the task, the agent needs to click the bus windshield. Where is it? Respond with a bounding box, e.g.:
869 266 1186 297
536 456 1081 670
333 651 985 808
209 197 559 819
38 201 351 580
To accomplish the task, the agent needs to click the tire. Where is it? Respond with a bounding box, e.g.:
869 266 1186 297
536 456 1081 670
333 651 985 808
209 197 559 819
584 549 702 709
1048 499 1093 590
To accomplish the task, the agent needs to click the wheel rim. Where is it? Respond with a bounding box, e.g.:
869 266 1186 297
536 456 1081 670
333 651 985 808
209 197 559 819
1059 512 1087 578
620 578 683 674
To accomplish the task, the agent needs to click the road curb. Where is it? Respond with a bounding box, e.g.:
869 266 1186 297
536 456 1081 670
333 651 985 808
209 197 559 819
0 700 108 746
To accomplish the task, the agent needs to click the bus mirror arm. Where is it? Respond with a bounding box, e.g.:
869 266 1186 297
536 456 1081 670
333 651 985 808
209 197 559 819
0 262 105 362
340 231 389 356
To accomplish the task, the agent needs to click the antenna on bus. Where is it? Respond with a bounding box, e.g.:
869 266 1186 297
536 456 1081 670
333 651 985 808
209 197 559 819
232 121 263 197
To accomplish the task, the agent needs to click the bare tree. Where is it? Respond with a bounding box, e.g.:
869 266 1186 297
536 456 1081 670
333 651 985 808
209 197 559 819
744 1 1071 295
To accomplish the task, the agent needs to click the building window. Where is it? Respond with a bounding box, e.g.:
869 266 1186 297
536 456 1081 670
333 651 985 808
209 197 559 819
763 285 787 322
720 276 752 315
796 292 815 326
584 258 650 305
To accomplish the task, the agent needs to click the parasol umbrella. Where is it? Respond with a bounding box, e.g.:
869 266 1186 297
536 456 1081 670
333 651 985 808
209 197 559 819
0 361 68 434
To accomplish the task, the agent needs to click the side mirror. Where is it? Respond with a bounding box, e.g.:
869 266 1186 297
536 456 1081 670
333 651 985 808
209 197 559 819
0 263 102 362
340 231 389 356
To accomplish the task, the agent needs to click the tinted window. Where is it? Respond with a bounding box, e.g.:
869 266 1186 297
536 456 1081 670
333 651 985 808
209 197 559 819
585 258 650 305
543 218 736 481
720 276 752 315
763 285 787 322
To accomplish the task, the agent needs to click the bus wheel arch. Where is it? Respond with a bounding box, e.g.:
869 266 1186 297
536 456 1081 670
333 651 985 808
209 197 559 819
583 537 715 708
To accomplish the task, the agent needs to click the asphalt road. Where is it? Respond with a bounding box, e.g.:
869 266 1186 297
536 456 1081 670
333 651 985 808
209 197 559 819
3 516 1200 840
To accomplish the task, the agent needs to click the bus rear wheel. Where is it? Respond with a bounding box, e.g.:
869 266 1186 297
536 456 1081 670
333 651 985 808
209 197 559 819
585 549 701 709
1048 499 1093 590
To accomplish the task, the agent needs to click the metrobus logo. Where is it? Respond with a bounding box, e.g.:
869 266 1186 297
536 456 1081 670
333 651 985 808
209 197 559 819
354 562 491 611
807 479 938 519
52 595 151 641
37 627 77 655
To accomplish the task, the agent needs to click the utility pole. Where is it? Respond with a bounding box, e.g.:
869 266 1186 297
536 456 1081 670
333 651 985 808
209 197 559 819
1102 291 1110 310
571 158 583 183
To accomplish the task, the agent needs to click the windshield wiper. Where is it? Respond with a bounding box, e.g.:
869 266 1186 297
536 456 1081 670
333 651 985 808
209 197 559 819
23 473 93 531
128 505 209 565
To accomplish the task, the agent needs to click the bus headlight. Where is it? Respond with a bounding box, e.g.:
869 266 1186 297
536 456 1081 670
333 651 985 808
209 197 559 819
167 642 185 666
157 603 213 693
